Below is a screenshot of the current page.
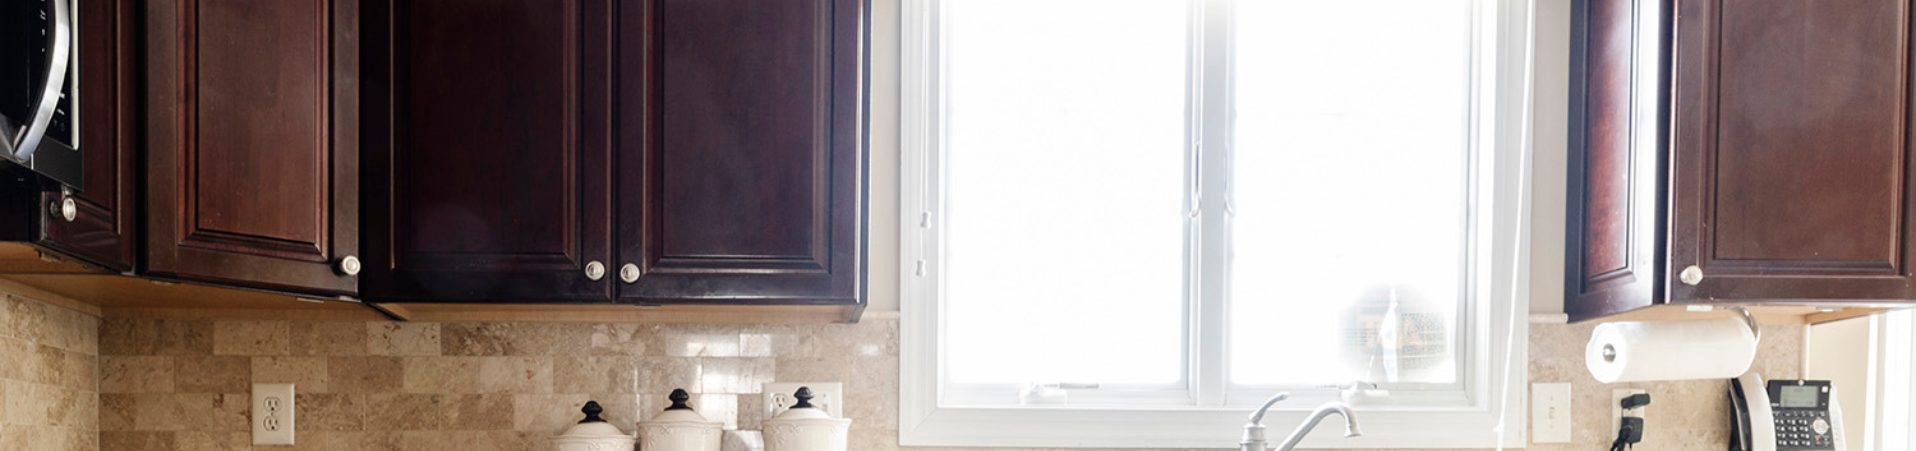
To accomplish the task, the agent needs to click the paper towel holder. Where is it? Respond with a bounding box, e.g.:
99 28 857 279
1726 306 1761 342
1598 307 1760 364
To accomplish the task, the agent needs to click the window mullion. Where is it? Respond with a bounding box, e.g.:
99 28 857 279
1191 0 1235 408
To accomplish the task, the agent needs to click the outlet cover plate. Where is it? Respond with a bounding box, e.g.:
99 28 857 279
252 383 295 445
1612 388 1648 438
762 382 843 419
1532 383 1572 443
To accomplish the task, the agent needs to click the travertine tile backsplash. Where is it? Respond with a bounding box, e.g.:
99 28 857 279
0 283 1807 451
96 316 899 451
0 293 101 451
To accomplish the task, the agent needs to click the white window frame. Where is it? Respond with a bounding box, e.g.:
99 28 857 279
899 0 1536 448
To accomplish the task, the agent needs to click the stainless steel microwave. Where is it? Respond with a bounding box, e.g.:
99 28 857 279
1 0 82 187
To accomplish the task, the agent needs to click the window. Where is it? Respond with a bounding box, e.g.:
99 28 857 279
901 0 1535 448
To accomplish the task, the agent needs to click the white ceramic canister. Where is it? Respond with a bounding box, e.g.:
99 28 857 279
760 387 851 451
638 389 724 451
551 401 637 451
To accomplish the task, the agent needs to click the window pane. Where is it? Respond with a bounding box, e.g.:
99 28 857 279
943 0 1189 385
1228 0 1473 386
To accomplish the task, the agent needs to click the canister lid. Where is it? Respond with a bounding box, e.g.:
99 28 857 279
555 401 629 438
646 389 721 424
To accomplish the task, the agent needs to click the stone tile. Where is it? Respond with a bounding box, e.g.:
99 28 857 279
741 333 774 357
299 393 365 431
512 394 591 433
173 356 249 393
700 358 774 394
476 357 553 394
254 356 330 393
213 320 289 355
99 431 175 451
174 431 248 451
101 318 213 356
636 357 701 393
697 393 739 430
0 337 25 381
849 426 902 451
99 393 136 431
2 294 52 344
185 393 251 432
100 356 173 393
370 323 441 356
442 323 589 357
554 356 639 394
589 324 661 356
63 349 98 391
364 394 448 431
290 321 369 356
448 394 515 431
849 355 899 395
737 394 765 430
20 343 67 386
845 392 898 431
331 356 405 393
775 357 851 382
289 431 400 451
667 333 742 357
403 357 480 394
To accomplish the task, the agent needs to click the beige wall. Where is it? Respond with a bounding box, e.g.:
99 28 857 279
0 291 102 451
1808 318 1871 449
863 0 1576 315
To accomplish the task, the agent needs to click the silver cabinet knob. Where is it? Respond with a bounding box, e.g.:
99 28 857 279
50 190 75 222
619 263 640 283
585 261 606 281
1679 265 1704 286
337 255 362 275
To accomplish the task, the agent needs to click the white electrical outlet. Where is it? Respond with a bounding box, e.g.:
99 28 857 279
1532 383 1572 443
762 382 843 419
253 383 295 445
1612 388 1648 438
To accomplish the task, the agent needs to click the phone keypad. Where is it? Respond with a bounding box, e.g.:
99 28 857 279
1774 410 1834 451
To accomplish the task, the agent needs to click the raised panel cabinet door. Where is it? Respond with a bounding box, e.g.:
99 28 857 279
1565 0 1669 321
1668 0 1916 302
361 0 614 303
146 0 359 294
618 0 867 304
35 0 138 271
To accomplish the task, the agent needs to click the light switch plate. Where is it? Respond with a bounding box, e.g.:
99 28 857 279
1612 388 1648 438
762 382 843 419
1531 383 1571 443
252 383 295 445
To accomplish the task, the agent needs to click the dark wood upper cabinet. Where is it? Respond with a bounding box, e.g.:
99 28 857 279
360 0 616 303
144 0 360 295
617 0 867 305
1567 0 1916 321
19 0 140 272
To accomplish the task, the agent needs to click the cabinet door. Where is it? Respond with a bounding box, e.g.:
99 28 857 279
35 0 137 271
361 0 615 303
618 0 866 304
1668 0 1916 302
145 0 359 294
1565 0 1669 320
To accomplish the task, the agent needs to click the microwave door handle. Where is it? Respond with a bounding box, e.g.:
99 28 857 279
11 0 72 163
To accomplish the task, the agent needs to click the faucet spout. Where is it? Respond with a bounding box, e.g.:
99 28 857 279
1240 396 1360 451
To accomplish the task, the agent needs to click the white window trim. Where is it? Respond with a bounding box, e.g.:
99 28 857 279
898 0 1537 448
1864 310 1916 450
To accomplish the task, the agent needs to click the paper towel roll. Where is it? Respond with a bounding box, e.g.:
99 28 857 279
1584 318 1758 383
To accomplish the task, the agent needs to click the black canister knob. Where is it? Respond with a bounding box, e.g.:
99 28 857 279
665 388 694 411
792 386 815 409
579 401 606 424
